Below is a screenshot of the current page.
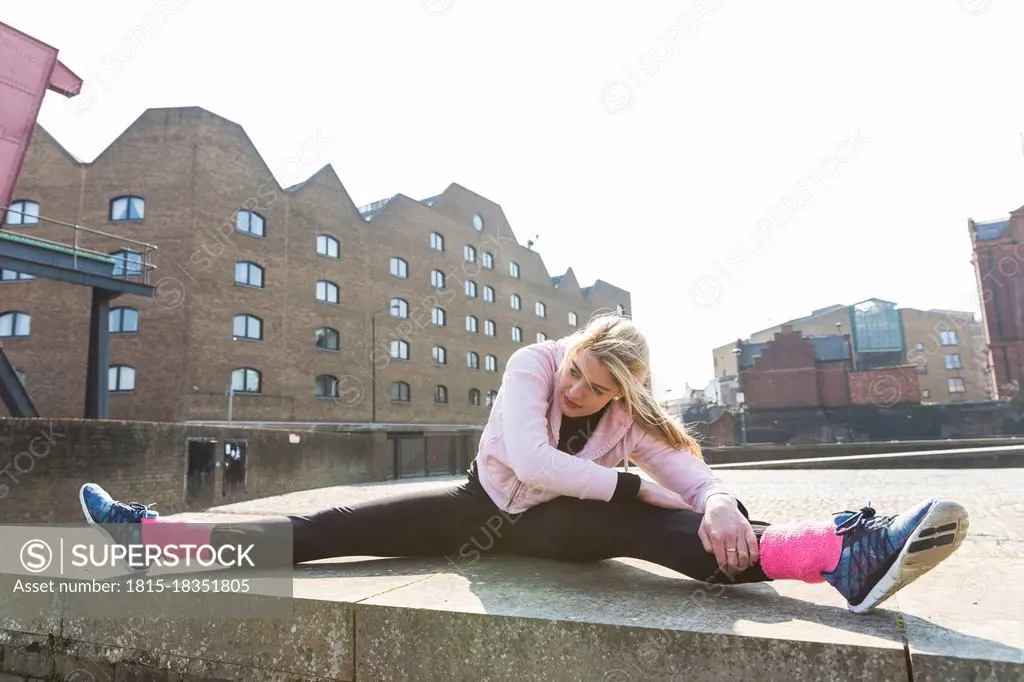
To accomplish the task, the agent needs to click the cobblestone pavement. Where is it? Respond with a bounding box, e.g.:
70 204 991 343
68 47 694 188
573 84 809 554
177 467 1022 563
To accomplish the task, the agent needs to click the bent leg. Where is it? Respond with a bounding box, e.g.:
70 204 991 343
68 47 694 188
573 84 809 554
500 495 771 584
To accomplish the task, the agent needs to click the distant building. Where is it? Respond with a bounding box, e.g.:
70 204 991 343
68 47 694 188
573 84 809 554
968 205 1024 401
712 298 990 407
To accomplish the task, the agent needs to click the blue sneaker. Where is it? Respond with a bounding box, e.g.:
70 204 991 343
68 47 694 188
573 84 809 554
824 497 969 613
79 483 159 570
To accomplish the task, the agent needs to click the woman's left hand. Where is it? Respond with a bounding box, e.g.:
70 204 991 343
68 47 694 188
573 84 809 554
698 494 759 580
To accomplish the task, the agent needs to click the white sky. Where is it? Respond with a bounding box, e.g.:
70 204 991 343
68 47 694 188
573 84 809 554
8 0 1024 398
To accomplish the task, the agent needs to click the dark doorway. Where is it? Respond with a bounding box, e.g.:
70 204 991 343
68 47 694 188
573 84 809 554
223 440 247 496
185 439 217 505
393 436 427 479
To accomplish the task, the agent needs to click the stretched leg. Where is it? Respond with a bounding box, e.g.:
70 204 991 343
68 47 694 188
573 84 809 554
500 493 970 613
498 495 770 584
79 479 502 568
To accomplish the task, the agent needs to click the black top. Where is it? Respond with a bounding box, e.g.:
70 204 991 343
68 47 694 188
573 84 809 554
556 402 641 503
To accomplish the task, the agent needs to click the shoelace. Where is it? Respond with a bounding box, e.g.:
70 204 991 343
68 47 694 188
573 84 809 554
833 504 896 535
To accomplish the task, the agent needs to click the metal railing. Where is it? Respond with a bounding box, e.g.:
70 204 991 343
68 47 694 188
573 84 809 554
0 203 158 284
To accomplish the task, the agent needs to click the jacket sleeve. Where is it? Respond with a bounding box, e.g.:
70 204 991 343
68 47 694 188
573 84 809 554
628 429 737 512
499 344 620 502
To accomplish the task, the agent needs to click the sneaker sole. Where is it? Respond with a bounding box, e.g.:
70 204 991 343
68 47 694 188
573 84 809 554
848 498 969 614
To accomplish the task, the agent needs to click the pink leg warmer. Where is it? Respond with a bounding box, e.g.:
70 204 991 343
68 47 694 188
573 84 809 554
759 521 843 583
141 517 213 559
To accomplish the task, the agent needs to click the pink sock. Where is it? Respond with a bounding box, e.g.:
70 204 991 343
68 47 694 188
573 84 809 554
141 517 213 560
759 521 843 583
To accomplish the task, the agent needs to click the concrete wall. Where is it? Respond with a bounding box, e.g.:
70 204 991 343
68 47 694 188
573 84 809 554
0 418 480 524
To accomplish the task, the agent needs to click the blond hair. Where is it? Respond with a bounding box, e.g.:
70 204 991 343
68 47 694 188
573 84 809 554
558 312 703 458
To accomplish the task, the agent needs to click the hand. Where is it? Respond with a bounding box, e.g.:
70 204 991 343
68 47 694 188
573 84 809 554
698 494 759 580
637 480 694 511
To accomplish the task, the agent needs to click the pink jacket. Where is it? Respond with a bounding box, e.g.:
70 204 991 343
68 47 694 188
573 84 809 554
474 339 737 514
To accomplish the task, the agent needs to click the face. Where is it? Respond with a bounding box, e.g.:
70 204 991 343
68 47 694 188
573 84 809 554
557 350 621 417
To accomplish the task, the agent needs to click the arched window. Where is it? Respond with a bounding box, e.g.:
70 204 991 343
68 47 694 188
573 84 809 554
391 339 410 360
485 355 498 373
432 307 446 326
0 311 30 337
469 388 481 406
431 270 445 289
112 250 142 277
391 298 409 318
316 280 339 304
233 314 262 340
317 234 340 258
235 261 264 288
110 195 145 221
316 327 340 351
109 365 136 392
231 367 261 393
4 200 39 225
391 381 410 403
109 307 139 334
236 210 265 237
434 385 448 404
486 390 498 407
467 351 479 370
390 257 409 278
465 280 477 298
315 374 338 398
432 346 447 365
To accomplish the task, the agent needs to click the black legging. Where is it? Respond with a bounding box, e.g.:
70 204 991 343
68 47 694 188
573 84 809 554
211 462 771 585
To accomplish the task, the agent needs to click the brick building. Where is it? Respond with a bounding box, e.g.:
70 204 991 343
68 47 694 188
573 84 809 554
0 107 630 425
969 205 1024 400
712 298 990 406
732 324 920 410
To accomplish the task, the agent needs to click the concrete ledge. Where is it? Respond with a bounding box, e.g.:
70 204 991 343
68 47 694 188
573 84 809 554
2 552 1020 680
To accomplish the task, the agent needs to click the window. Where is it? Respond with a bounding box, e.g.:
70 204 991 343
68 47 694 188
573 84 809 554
390 257 409 278
233 314 262 340
466 315 478 333
482 252 494 269
108 365 136 392
433 346 448 365
536 332 547 343
316 327 340 351
568 312 578 327
430 232 445 251
483 285 495 303
109 307 139 334
473 213 484 231
948 377 966 393
485 354 498 372
464 245 476 263
469 388 481 406
391 381 410 403
509 262 520 278
617 304 626 316
431 270 445 289
112 250 142 277
110 195 144 221
236 210 265 237
486 390 497 407
316 280 339 304
535 301 546 318
921 389 932 399
391 298 409 318
467 351 479 370
315 375 338 398
432 307 446 326
465 280 477 298
235 261 264 288
510 294 521 310
940 330 958 346
0 312 30 337
512 326 522 343
484 319 495 337
4 200 39 226
1 270 33 281
944 354 963 370
231 367 261 393
391 339 410 360
317 235 340 258
434 385 448 404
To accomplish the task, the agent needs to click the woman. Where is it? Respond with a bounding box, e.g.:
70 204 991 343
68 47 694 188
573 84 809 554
79 313 969 614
